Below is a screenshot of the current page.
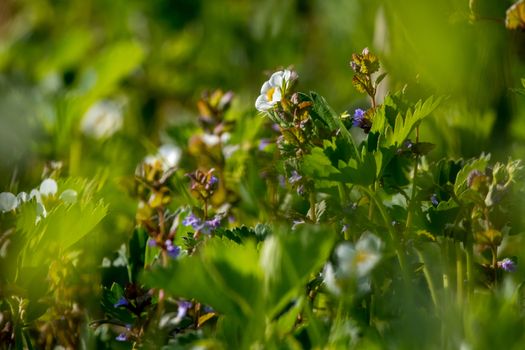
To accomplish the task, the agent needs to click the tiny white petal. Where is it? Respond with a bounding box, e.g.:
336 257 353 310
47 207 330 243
158 144 182 169
39 179 58 196
201 134 221 147
29 189 42 202
16 192 29 205
81 100 123 139
0 192 18 212
59 189 78 204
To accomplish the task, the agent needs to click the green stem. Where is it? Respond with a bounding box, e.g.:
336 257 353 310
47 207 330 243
359 185 411 286
417 249 438 308
455 242 463 304
309 192 317 223
406 127 420 232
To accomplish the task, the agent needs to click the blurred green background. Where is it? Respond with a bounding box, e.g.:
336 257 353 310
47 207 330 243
1 0 525 262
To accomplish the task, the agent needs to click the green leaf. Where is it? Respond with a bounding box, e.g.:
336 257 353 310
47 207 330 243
261 225 336 318
453 154 490 196
390 96 441 147
301 147 341 180
142 238 263 319
308 92 359 161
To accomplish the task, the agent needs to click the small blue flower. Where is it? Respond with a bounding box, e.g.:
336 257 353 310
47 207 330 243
114 297 129 308
353 109 366 127
498 258 517 272
183 213 202 229
115 333 127 342
165 239 180 259
289 170 302 184
258 138 271 151
208 175 219 187
431 194 439 206
147 238 157 247
175 300 193 323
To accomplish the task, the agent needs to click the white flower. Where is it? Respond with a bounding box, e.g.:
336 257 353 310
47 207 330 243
323 233 383 295
39 178 58 196
255 69 296 112
81 100 123 139
336 233 382 278
201 132 230 147
0 192 17 212
144 144 182 172
59 189 78 204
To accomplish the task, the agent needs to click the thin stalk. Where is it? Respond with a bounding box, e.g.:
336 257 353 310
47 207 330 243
417 249 438 308
309 192 317 223
359 185 411 285
455 242 463 304
406 126 420 231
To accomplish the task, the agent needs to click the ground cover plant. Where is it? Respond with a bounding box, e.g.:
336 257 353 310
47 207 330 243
1 1 525 349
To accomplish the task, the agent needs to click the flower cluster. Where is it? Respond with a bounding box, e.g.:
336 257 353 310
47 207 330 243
0 178 77 222
182 212 221 235
187 169 219 202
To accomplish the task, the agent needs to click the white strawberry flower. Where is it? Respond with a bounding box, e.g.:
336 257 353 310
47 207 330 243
255 69 297 112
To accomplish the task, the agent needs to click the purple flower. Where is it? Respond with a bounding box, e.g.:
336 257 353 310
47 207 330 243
147 238 157 247
114 297 129 308
498 258 517 272
289 170 302 184
175 300 193 323
115 333 127 342
431 194 439 206
182 212 221 235
208 175 219 187
165 239 180 259
353 109 366 127
183 213 202 229
259 139 271 151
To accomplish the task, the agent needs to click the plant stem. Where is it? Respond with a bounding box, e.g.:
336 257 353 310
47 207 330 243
455 242 463 304
359 185 411 286
417 249 438 308
406 126 420 232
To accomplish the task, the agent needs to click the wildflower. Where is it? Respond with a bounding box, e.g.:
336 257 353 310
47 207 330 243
165 239 180 259
81 100 123 139
352 109 372 132
258 138 271 151
0 192 17 212
174 300 192 324
182 212 222 235
39 178 58 197
352 109 366 127
115 333 128 342
255 69 297 112
337 233 382 278
144 144 182 172
498 258 517 272
323 233 383 295
114 297 129 308
201 132 230 147
430 194 439 206
289 170 302 184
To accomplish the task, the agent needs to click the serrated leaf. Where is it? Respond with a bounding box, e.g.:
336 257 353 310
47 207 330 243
454 154 490 196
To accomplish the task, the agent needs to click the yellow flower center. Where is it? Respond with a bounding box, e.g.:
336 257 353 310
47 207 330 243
266 87 276 101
